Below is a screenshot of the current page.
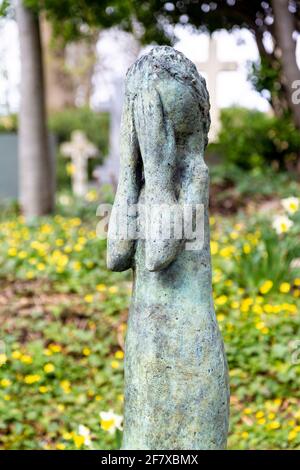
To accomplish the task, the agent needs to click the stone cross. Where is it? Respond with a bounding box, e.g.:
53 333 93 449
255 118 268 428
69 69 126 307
107 46 229 450
197 36 238 140
60 130 98 197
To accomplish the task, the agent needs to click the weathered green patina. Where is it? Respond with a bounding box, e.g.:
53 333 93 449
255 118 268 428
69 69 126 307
107 46 229 450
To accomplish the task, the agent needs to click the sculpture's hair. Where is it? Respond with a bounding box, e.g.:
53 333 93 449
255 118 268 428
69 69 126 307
126 46 211 147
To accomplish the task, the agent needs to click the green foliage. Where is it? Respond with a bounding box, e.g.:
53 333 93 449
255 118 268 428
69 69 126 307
48 107 109 154
210 108 300 170
210 165 300 200
249 57 284 110
48 108 109 191
1 186 300 449
23 0 136 42
0 114 18 132
0 109 109 191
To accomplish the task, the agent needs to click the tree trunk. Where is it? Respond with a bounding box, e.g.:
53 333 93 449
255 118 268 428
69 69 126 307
41 17 76 111
16 0 54 217
272 0 300 129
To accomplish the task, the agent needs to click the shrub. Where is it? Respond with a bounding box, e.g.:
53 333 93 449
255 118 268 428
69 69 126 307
48 108 110 191
0 109 110 191
209 107 300 170
0 114 18 132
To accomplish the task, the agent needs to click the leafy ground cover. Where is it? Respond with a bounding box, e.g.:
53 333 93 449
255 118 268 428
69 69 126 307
0 187 300 449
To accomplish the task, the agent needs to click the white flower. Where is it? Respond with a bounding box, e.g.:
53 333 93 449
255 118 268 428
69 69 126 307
272 215 294 234
281 197 299 215
99 409 123 435
58 194 72 206
78 424 92 447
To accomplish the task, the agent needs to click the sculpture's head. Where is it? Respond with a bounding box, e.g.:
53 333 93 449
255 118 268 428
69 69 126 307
126 46 211 148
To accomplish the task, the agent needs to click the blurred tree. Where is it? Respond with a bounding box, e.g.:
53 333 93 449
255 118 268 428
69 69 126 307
41 17 98 111
130 1 300 130
16 0 54 217
1 0 151 215
41 17 77 111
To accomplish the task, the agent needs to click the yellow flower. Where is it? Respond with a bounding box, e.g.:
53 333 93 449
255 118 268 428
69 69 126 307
263 304 273 313
100 410 123 434
44 363 55 373
294 278 300 287
215 295 228 306
60 380 71 394
258 418 266 425
66 162 75 176
72 261 82 271
115 350 124 360
231 301 239 309
26 271 35 280
11 350 21 360
281 197 299 215
72 434 85 449
24 374 41 384
96 283 106 292
0 353 7 366
279 282 290 294
1 378 11 387
8 247 17 257
241 431 249 439
62 432 72 440
256 411 264 419
267 421 280 430
244 408 252 415
243 243 251 254
111 360 119 369
255 321 265 331
20 354 32 364
85 190 98 202
108 286 118 294
288 430 298 441
220 246 235 258
56 443 66 450
39 386 48 394
272 215 293 234
84 294 94 303
18 250 28 259
230 231 239 240
4 394 11 401
210 241 219 255
37 263 46 271
82 347 91 356
217 314 225 322
49 343 62 353
259 280 273 295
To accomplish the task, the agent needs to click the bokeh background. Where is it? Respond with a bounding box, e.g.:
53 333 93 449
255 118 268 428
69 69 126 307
0 0 300 450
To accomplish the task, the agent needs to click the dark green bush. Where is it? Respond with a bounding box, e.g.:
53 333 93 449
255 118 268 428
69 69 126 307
48 107 110 190
0 114 18 132
209 107 300 170
0 109 110 191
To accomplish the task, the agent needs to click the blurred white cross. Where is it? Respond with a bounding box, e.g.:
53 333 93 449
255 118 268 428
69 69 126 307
197 36 238 141
60 130 98 197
